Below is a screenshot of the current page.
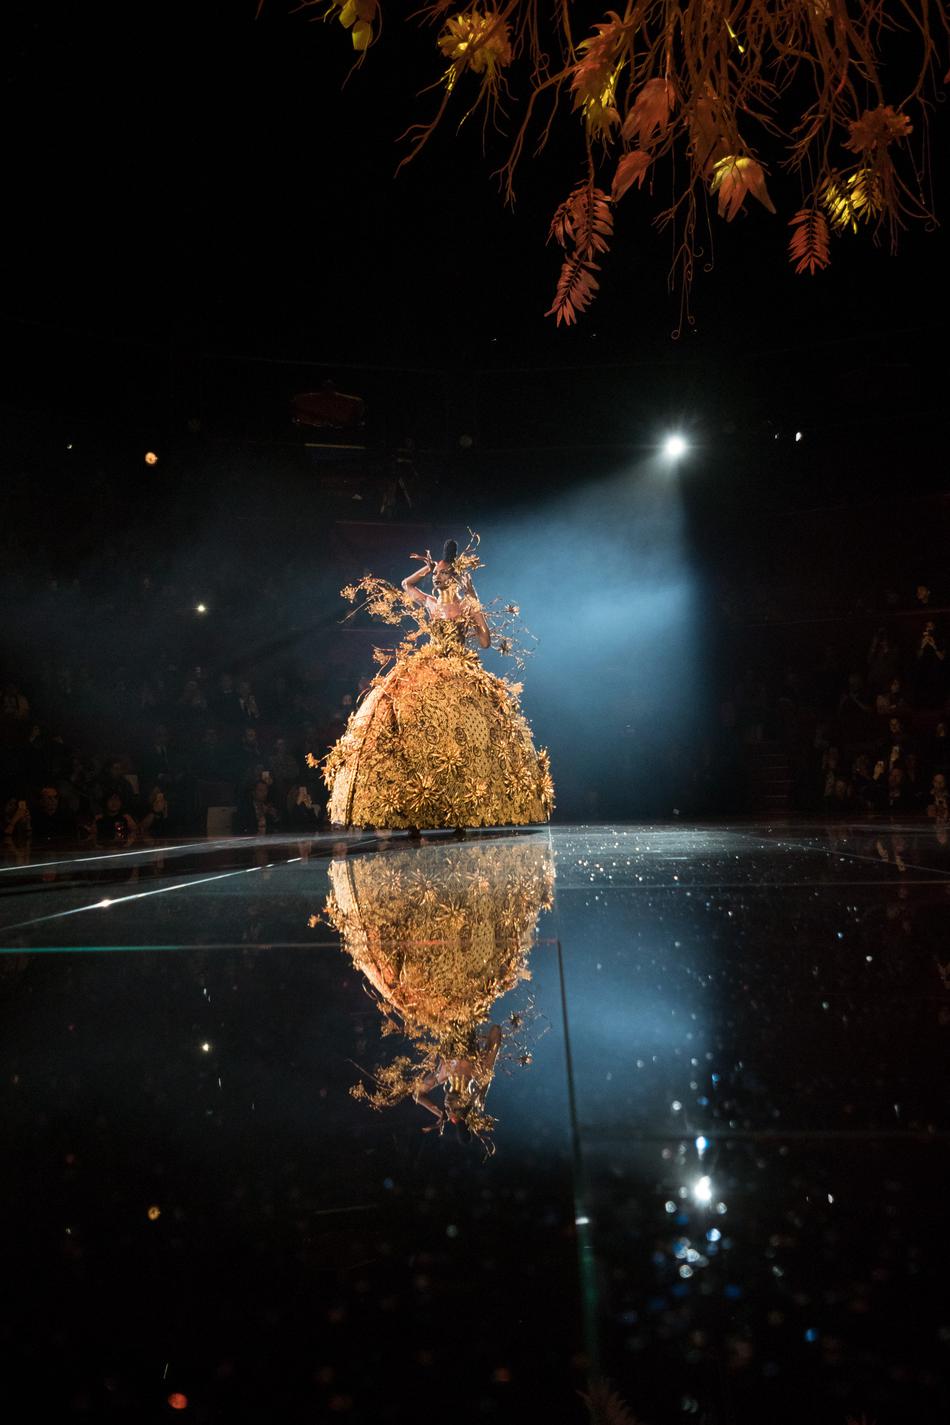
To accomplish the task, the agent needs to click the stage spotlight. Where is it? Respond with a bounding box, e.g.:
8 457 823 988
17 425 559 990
693 1175 713 1205
662 434 688 460
195 602 208 615
795 431 803 442
145 451 159 466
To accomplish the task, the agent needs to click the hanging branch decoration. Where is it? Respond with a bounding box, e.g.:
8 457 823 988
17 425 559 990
787 208 831 275
546 181 614 326
266 2 949 331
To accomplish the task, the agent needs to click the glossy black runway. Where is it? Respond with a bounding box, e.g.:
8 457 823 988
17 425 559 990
2 823 949 1424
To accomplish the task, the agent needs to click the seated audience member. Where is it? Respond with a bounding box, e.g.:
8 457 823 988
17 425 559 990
829 777 856 815
867 758 889 814
867 629 901 692
851 755 876 814
234 727 264 784
1 682 31 726
902 752 926 811
176 679 209 736
836 672 874 749
138 787 170 838
929 722 950 779
94 791 137 845
3 797 31 843
885 766 907 816
139 723 174 790
915 621 947 709
927 772 949 823
237 678 260 722
213 672 243 726
195 726 230 781
875 677 909 719
238 779 280 836
820 747 842 809
879 717 914 772
104 759 140 813
286 783 321 831
270 736 299 791
30 786 76 843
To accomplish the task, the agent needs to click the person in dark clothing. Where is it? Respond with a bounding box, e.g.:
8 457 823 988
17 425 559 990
139 723 174 790
94 791 137 845
286 783 321 831
30 786 76 843
237 780 279 836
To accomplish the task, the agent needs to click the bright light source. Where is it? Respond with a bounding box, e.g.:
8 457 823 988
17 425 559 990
795 430 803 442
695 1135 708 1157
693 1175 713 1205
663 434 688 460
145 451 159 466
195 603 208 615
201 1042 211 1053
99 898 112 908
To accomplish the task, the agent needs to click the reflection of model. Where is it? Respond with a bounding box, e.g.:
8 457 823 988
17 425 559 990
312 539 553 830
412 1023 503 1134
320 837 555 1143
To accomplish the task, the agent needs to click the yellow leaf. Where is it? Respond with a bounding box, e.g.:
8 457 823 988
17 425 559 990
710 155 776 221
339 0 357 27
352 19 372 49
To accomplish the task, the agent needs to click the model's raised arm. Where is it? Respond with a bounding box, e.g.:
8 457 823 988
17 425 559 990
401 552 434 607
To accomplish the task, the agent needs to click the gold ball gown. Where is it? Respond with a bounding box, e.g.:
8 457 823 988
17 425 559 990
321 610 554 830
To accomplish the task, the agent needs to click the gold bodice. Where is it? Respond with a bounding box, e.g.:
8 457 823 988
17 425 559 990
427 616 467 653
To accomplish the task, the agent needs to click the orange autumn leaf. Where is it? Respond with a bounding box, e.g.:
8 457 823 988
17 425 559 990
612 150 652 200
710 155 776 221
787 207 831 274
622 77 675 149
546 254 600 326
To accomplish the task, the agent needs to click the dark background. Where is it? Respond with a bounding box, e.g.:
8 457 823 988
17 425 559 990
3 3 950 821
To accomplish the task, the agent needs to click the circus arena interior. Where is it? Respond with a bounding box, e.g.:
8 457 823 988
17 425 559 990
3 4 950 1423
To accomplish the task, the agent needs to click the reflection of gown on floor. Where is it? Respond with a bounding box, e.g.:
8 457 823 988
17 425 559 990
323 617 554 829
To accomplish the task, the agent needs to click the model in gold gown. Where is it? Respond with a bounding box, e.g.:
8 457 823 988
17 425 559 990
311 539 554 830
317 835 555 1142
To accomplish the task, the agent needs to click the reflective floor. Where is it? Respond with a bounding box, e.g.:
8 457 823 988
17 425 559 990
2 823 949 1423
